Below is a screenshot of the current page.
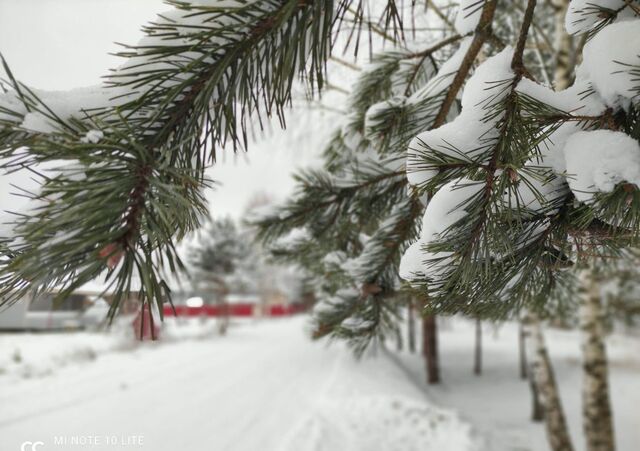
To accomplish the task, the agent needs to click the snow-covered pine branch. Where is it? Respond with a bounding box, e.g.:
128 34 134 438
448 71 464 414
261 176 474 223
0 0 404 317
254 0 563 348
402 0 640 316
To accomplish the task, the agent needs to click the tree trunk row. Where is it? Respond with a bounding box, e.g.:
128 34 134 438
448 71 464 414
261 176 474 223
411 287 614 451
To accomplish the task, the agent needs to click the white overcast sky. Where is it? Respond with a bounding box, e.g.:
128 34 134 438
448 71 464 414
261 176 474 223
0 0 342 227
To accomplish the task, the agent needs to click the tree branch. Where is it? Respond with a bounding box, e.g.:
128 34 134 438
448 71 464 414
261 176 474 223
432 0 498 128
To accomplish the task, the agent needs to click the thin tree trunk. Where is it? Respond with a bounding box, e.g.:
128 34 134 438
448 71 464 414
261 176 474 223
581 274 615 451
218 301 230 335
551 0 573 89
519 320 528 379
396 325 403 352
408 300 416 353
474 318 482 375
530 316 575 451
524 317 544 421
422 314 440 384
529 365 545 422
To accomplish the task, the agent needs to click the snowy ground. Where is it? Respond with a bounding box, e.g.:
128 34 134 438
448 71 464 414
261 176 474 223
1 316 638 451
0 317 477 451
393 318 640 451
0 317 223 380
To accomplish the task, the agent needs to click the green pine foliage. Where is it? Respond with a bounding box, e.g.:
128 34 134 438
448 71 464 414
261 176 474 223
254 0 640 352
0 0 405 319
405 1 640 319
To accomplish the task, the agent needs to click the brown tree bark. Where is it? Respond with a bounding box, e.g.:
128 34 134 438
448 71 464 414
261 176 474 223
407 300 416 353
519 320 528 379
551 0 573 89
529 367 545 422
396 325 403 352
530 316 575 451
474 318 482 375
581 274 616 451
422 314 440 384
522 318 546 422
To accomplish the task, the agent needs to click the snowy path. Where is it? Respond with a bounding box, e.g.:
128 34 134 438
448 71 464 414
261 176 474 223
0 318 477 451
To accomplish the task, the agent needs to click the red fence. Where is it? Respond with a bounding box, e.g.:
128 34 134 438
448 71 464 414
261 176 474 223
267 304 306 316
162 303 306 318
163 304 254 318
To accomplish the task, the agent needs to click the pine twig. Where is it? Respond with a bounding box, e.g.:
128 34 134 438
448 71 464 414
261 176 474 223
432 0 498 128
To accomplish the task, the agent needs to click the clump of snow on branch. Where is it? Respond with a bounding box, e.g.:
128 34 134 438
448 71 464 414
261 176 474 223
418 37 474 97
564 0 629 35
580 20 640 106
407 47 514 188
273 227 311 251
400 179 481 282
454 0 483 35
564 130 640 203
80 130 104 144
0 86 116 133
516 78 607 173
341 316 374 332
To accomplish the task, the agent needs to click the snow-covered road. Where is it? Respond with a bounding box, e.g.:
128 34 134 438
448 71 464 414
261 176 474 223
0 318 477 451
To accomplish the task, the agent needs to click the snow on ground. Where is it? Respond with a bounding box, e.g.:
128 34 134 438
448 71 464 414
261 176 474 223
0 319 132 380
393 318 640 451
0 317 227 380
0 317 478 451
2 316 638 451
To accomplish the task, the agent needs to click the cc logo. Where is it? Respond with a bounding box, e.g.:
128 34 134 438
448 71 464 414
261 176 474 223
20 441 44 451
